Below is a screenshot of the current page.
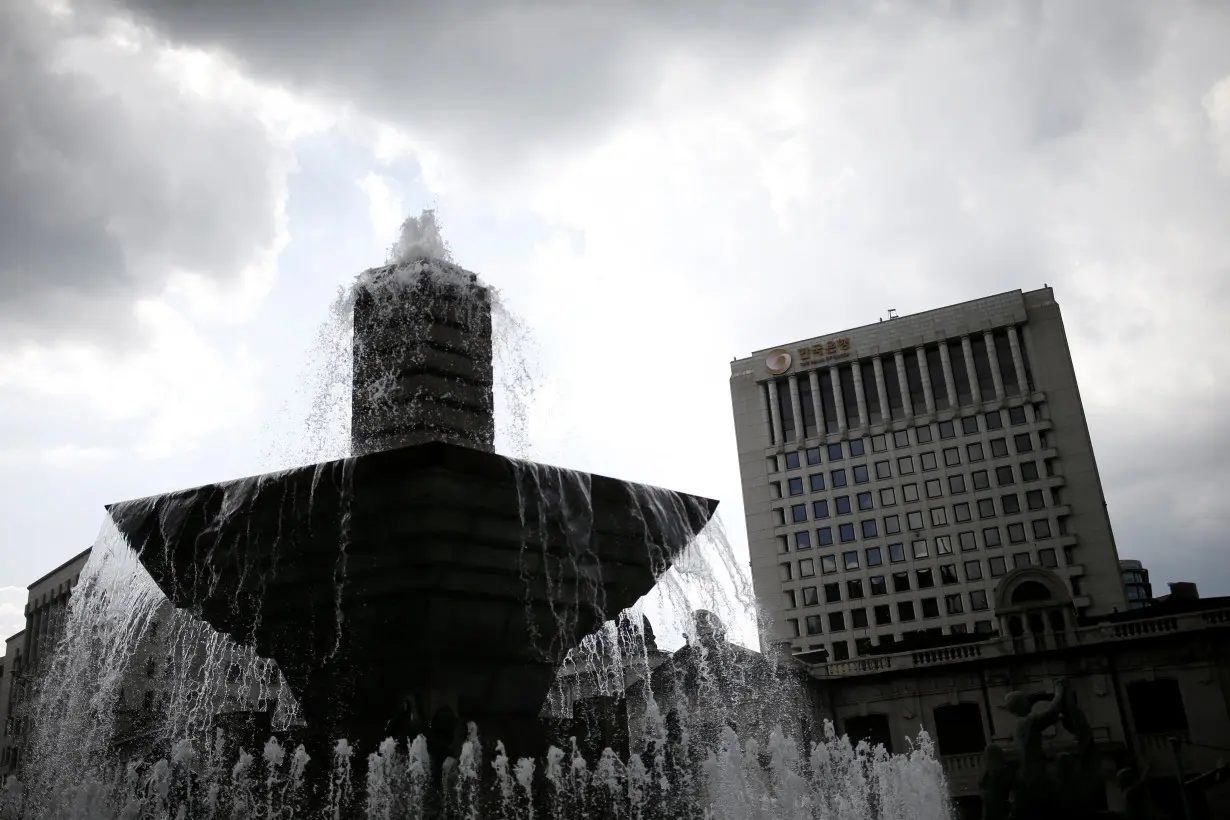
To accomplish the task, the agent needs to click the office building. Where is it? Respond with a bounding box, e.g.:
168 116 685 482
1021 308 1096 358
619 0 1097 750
729 287 1126 658
1120 559 1153 610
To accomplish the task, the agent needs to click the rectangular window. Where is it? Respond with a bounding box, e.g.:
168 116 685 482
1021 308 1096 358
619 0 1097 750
808 473 826 492
1001 493 1021 515
802 586 819 606
805 615 823 635
953 502 972 523
888 542 906 563
832 468 848 487
949 474 967 494
842 550 860 570
839 523 856 542
990 438 1009 458
799 558 815 577
1014 433 1033 453
874 605 893 626
977 498 996 518
789 476 806 495
866 546 883 566
851 608 869 628
907 511 924 530
836 496 852 515
961 416 979 435
898 456 915 475
972 469 990 490
893 430 911 448
1032 518 1052 539
821 554 838 574
1026 489 1045 510
850 438 866 457
853 464 870 484
912 424 931 444
898 601 917 621
936 534 954 555
785 451 801 470
1007 522 1027 543
824 582 842 603
945 594 965 615
920 451 938 471
1020 460 1039 481
883 514 901 535
827 443 844 461
902 483 920 502
1008 405 1028 425
828 611 846 631
938 420 956 439
958 531 977 552
874 460 892 480
1012 551 1031 569
921 597 940 618
940 564 959 585
870 576 888 596
1039 548 1058 568
967 442 985 462
930 507 948 527
892 571 911 593
970 589 989 611
857 491 874 511
791 504 807 522
995 465 1015 486
984 410 1003 430
983 526 1002 548
925 478 943 499
779 562 793 582
847 579 864 599
806 447 822 465
917 568 935 589
989 556 1007 576
879 487 897 506
964 560 983 581
912 539 929 559
795 530 812 549
813 500 830 519
817 526 834 546
871 434 888 452
942 448 961 468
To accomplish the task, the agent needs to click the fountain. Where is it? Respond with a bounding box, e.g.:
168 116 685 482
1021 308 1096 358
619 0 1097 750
9 214 951 819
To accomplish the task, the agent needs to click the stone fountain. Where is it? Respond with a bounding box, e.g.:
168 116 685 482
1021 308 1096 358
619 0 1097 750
104 256 718 790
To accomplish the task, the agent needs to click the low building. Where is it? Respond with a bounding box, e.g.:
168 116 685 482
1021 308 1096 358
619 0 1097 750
1120 559 1153 610
0 632 24 777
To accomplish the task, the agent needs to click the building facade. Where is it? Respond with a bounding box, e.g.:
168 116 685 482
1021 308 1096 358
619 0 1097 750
730 288 1126 658
1121 559 1154 610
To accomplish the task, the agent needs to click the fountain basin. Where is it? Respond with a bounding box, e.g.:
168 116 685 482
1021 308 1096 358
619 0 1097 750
106 440 717 759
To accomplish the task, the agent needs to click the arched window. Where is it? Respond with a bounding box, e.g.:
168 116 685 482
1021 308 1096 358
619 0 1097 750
1011 580 1053 604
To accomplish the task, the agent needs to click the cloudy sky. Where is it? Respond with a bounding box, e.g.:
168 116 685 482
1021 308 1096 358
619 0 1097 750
2 0 1229 643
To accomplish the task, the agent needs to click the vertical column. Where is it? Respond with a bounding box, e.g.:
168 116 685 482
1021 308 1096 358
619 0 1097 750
788 375 805 442
829 365 847 433
984 330 1005 400
894 351 912 421
916 346 936 413
1007 326 1029 395
757 382 773 445
766 380 784 445
851 361 869 428
938 342 958 409
961 335 982 404
809 371 826 436
872 356 890 424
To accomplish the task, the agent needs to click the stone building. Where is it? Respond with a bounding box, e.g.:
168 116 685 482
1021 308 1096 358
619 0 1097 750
0 631 24 776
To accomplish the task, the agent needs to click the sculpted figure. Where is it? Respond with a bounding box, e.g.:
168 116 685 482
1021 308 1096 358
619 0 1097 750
1003 680 1068 819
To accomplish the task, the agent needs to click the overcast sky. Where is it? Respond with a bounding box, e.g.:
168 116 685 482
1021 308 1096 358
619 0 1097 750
2 0 1229 643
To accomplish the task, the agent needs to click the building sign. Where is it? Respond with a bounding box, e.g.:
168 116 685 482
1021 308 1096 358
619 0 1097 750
797 337 852 368
765 349 792 375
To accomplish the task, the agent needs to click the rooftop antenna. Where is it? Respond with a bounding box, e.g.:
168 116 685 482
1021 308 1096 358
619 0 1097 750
888 308 899 319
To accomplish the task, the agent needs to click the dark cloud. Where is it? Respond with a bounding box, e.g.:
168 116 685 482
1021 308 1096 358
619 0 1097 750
0 1 285 347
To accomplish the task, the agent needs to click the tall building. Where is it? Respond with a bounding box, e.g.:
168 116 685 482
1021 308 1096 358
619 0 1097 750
729 287 1126 658
1120 559 1153 610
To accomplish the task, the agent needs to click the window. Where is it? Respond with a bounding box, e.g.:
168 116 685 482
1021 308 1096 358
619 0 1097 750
847 579 864 599
859 518 877 539
1020 460 1039 481
785 589 797 608
907 511 924 530
884 515 901 535
898 456 915 475
945 594 965 615
1032 518 1052 539
967 442 985 462
832 468 848 487
779 562 793 582
925 479 943 499
1039 548 1058 568
936 534 954 555
1126 679 1189 735
871 434 888 452
898 601 917 621
939 420 956 439
917 568 935 589
789 477 806 497
785 451 801 470
984 410 1003 430
921 597 940 618
961 416 980 435
1012 551 1031 569
958 531 977 552
892 571 911 593
888 542 906 563
836 496 852 515
916 424 934 444
851 608 869 628
839 523 856 542
799 558 815 577
1001 493 1021 515
874 460 892 479
802 586 819 606
949 474 967 494
824 583 842 603
953 502 972 523
990 438 1009 458
930 507 949 527
964 560 983 581
912 539 929 559
1008 405 1028 425
828 443 844 461
902 483 920 502
813 500 830 519
850 438 866 457
870 576 888 595
821 554 838 574
795 530 812 549
843 550 860 570
893 430 911 448
950 623 969 635
809 473 826 492
940 564 959 585
977 498 996 518
853 464 870 484
874 605 893 626
806 447 822 465
995 465 1015 486
857 491 874 511
1026 489 1045 510
791 504 808 522
1013 433 1033 454
879 487 897 506
805 615 824 635
983 527 1002 548
1007 522 1026 543
828 611 846 631
817 526 834 546
972 469 990 490
832 640 850 661
974 620 994 634
920 451 938 471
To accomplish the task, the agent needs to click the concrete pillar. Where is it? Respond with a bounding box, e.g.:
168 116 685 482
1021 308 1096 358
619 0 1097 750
938 341 958 409
1007 325 1029 396
829 365 847 433
757 380 774 444
917 346 936 413
894 351 912 421
788 375 805 442
767 379 784 445
872 356 890 424
984 330 1005 400
809 371 826 436
961 335 981 404
851 361 869 428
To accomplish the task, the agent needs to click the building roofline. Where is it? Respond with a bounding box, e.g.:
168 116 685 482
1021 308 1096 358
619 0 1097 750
27 547 92 591
5 630 25 644
733 286 1051 365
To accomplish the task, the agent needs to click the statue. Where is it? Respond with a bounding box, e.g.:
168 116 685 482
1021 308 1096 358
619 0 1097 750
979 744 1014 820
